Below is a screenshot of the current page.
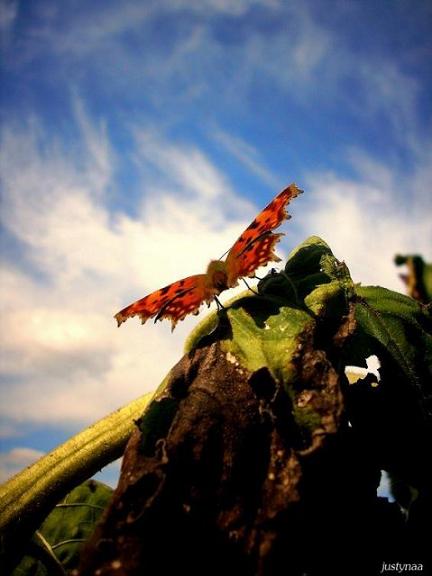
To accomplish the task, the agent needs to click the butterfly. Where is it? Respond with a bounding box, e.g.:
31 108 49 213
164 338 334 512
115 183 303 331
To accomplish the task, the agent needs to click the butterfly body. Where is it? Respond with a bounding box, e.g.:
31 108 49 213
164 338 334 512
205 259 231 293
115 183 302 330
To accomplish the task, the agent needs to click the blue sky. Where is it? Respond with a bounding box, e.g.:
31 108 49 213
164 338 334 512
0 0 431 484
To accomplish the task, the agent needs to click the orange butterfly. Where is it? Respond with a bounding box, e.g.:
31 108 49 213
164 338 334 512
115 183 302 330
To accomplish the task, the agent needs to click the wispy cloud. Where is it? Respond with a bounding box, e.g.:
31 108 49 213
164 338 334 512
354 62 423 155
3 0 425 158
0 4 328 104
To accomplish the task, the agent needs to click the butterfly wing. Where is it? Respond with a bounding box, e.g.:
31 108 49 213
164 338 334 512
225 183 302 283
227 231 285 280
115 274 209 331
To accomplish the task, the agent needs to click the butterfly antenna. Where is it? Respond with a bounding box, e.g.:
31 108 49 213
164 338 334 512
219 248 230 261
254 268 279 281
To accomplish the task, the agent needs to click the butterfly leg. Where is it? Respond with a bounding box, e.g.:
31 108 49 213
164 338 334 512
242 278 259 295
214 296 226 310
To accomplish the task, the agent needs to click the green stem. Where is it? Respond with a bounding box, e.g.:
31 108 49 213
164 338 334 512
0 391 154 570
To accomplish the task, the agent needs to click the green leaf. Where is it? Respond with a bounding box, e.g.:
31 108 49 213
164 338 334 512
258 235 336 303
13 480 113 576
221 297 314 384
352 285 432 392
258 236 354 312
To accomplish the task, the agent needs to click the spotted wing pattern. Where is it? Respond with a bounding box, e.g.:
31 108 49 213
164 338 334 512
115 274 208 331
225 183 302 283
229 232 284 279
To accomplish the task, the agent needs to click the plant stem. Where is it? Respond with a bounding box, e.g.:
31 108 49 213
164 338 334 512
0 391 154 569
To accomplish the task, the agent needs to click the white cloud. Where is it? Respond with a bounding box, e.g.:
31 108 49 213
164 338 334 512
73 95 114 196
301 150 432 291
0 107 269 429
0 447 45 483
